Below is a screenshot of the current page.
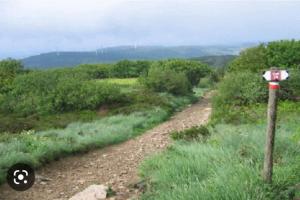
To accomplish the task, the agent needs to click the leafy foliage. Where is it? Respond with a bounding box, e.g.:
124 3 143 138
142 64 192 95
155 59 212 85
142 59 212 95
0 70 124 116
266 40 300 68
110 60 150 78
0 59 25 93
214 40 300 123
229 44 268 72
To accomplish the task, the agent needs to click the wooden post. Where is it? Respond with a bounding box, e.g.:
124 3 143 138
263 81 279 183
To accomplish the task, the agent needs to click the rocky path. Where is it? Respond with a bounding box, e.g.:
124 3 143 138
0 93 211 200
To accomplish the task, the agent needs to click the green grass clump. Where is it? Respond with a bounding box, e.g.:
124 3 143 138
140 122 300 200
171 125 210 141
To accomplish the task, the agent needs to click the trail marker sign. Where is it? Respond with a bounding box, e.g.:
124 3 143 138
262 68 289 183
263 70 289 82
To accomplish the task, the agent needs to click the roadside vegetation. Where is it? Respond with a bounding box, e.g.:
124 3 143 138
0 58 212 184
140 40 300 200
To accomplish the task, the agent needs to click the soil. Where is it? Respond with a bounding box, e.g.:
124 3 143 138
0 93 212 200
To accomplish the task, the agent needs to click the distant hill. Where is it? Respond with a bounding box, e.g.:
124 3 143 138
21 45 253 68
191 55 237 67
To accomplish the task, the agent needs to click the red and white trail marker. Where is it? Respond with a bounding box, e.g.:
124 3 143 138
263 70 289 82
262 68 289 183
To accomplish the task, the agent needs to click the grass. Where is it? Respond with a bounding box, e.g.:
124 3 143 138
0 88 206 185
0 110 99 133
95 78 140 93
96 78 138 86
0 108 168 184
140 102 300 200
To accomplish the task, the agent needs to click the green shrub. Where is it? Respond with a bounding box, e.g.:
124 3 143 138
211 71 269 123
266 40 300 68
0 71 125 116
229 44 268 73
213 71 268 106
150 59 211 86
198 77 213 88
280 69 300 99
0 59 25 94
171 125 210 141
227 40 300 101
142 65 192 95
76 64 111 79
110 60 151 78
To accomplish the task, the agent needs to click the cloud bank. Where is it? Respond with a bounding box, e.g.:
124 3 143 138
0 0 300 58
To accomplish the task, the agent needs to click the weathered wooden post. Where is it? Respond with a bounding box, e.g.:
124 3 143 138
262 68 289 183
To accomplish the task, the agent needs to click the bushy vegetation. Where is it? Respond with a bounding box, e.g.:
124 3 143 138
1 72 123 116
142 59 211 95
0 59 25 94
142 66 192 95
213 40 300 123
140 103 300 200
0 90 203 184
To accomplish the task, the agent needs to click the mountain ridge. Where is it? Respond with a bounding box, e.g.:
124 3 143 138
21 44 254 68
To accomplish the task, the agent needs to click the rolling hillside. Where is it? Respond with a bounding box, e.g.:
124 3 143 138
21 45 252 68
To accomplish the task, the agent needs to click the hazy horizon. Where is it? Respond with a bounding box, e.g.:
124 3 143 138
1 0 300 59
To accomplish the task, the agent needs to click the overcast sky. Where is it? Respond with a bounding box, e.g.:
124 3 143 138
0 0 300 59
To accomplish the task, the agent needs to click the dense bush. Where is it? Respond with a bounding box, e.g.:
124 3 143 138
0 71 124 116
266 40 300 68
77 60 151 78
279 69 300 99
229 40 300 73
77 64 111 79
141 59 212 95
110 60 151 78
142 64 192 95
0 59 25 94
214 40 300 123
151 59 212 86
229 44 268 73
212 71 268 123
214 71 268 106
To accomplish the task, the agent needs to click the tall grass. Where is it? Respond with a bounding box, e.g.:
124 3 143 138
0 108 168 184
140 118 300 200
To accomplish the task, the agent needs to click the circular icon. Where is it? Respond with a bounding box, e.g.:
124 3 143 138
6 163 35 191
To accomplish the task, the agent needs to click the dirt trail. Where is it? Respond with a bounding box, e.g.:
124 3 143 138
0 93 211 200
